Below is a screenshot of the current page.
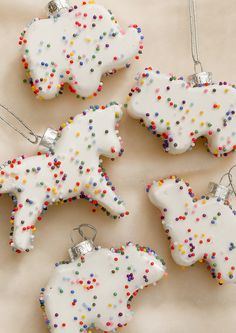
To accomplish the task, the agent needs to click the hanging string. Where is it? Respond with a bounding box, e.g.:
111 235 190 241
0 104 40 144
189 0 203 73
219 164 236 197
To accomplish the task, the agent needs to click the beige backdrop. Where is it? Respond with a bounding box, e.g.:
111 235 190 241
1 0 236 332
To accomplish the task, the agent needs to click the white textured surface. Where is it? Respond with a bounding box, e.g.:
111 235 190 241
1 0 236 332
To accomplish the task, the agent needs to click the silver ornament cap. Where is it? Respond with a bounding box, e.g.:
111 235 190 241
68 224 97 262
208 182 233 201
39 128 59 153
69 240 95 262
189 71 213 86
47 0 70 16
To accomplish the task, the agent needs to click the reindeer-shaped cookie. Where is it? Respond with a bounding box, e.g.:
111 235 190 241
147 176 236 284
127 68 236 156
40 242 166 332
20 1 143 100
0 104 126 252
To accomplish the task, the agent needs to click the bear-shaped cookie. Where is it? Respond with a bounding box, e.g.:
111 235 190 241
40 242 166 332
20 1 143 100
0 103 127 253
147 176 236 284
127 68 236 156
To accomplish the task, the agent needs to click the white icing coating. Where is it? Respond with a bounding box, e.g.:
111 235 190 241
40 242 165 332
127 69 236 156
0 104 127 252
20 2 143 99
148 176 236 284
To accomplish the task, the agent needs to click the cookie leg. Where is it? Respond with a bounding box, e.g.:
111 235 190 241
29 66 62 100
11 195 43 251
68 66 102 98
207 128 236 156
84 174 126 217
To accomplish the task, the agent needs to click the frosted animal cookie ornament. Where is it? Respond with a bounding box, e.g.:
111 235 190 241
0 103 127 253
127 0 236 157
40 224 166 332
147 173 236 284
19 0 143 100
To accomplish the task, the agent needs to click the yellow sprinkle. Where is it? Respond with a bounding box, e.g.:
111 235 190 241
76 132 80 137
75 150 80 155
74 187 78 192
81 315 86 319
224 89 229 93
85 184 90 189
108 304 112 308
181 250 186 255
191 118 195 123
200 121 205 126
199 111 204 116
0 179 4 184
85 38 92 43
22 179 27 184
70 40 74 45
70 52 74 57
194 234 198 238
186 109 190 113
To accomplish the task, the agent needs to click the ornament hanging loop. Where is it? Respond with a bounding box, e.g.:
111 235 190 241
188 0 213 86
69 224 96 261
0 104 40 145
0 104 59 152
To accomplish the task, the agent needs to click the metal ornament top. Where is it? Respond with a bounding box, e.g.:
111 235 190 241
189 71 213 86
68 224 97 262
47 0 70 16
39 128 59 153
208 182 233 201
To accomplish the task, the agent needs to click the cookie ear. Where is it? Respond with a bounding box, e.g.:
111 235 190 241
106 104 123 123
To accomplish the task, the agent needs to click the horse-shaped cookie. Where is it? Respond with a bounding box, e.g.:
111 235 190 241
0 104 127 252
127 68 236 156
40 242 166 332
20 1 143 100
147 176 236 284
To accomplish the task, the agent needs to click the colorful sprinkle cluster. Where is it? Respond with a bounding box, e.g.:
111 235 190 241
127 67 236 157
147 176 236 284
40 242 165 332
19 1 144 100
0 103 127 253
